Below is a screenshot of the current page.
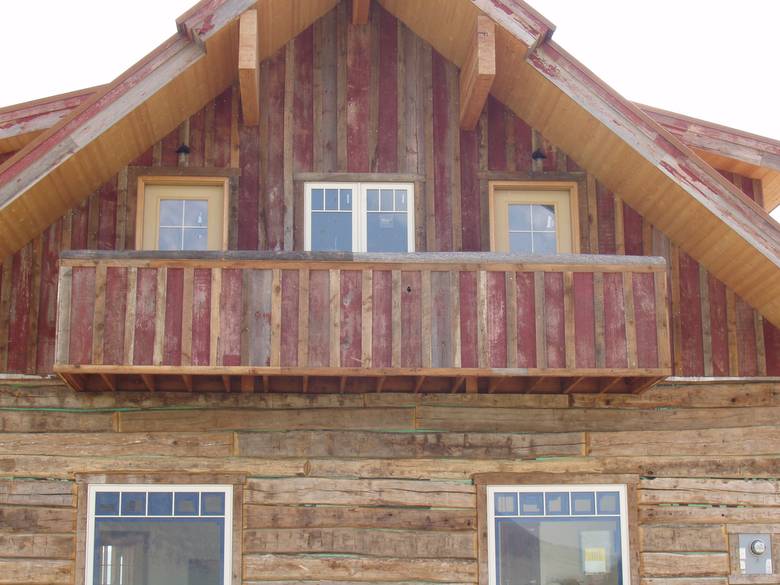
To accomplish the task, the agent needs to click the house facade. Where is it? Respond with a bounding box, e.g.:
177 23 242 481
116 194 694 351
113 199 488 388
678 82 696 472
1 0 780 584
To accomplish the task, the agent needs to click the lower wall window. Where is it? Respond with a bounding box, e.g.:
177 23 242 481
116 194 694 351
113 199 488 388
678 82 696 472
86 484 233 585
488 484 630 585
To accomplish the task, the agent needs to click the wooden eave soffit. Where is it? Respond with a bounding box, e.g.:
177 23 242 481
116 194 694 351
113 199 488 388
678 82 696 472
353 0 370 25
238 9 260 126
460 15 496 130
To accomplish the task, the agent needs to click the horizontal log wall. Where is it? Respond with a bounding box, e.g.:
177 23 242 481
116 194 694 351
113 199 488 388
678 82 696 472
54 256 670 385
2 379 780 583
0 0 777 376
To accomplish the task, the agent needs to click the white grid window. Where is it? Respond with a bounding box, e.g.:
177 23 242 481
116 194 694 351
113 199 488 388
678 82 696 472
86 485 232 585
488 485 631 585
305 183 415 253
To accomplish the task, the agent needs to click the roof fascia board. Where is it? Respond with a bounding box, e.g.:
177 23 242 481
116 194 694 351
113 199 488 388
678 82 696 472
0 36 202 209
472 0 554 51
177 0 256 44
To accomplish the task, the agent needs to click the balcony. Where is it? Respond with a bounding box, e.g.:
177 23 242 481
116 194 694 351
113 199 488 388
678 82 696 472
54 251 671 394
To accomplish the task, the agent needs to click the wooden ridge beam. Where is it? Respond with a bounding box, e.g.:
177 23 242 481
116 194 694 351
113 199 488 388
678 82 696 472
352 0 370 25
459 15 495 130
238 9 260 126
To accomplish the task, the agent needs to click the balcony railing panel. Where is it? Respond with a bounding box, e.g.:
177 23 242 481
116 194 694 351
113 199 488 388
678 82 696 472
54 251 670 393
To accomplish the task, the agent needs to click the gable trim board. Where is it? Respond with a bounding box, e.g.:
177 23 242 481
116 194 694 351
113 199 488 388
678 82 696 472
0 85 104 154
640 103 780 212
0 0 779 329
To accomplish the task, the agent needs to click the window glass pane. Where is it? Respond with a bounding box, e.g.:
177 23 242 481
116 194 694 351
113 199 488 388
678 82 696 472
340 189 352 211
519 493 544 515
545 492 570 516
121 493 146 516
183 200 208 227
311 212 352 252
380 189 394 211
311 189 324 211
395 189 408 211
533 232 556 254
494 493 518 516
532 204 556 230
367 213 407 252
508 204 531 230
201 493 225 516
148 493 173 516
325 188 339 210
367 189 380 211
159 227 182 251
93 518 224 585
183 228 208 251
572 492 596 515
159 200 183 226
95 492 120 516
174 492 199 516
508 232 532 254
597 492 621 515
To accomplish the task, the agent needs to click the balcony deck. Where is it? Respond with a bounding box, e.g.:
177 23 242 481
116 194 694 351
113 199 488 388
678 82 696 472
54 251 671 394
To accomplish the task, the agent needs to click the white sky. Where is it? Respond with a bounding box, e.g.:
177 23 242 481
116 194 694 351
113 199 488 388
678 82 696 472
2 0 779 218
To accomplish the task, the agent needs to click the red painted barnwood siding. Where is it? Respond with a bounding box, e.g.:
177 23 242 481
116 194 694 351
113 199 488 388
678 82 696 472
0 3 775 377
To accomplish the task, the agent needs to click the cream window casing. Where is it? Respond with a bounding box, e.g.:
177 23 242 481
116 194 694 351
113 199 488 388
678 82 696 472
489 182 579 254
136 177 229 251
304 182 415 253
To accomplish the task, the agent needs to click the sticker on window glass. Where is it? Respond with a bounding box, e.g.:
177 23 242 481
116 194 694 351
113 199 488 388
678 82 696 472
519 492 544 515
572 492 596 515
545 492 570 515
494 492 517 516
597 491 620 515
95 492 119 516
581 530 611 574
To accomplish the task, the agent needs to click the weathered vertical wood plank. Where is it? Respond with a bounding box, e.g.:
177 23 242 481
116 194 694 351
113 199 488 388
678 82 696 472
8 245 33 372
487 97 506 171
431 50 453 251
377 5 398 172
623 272 638 369
209 268 221 367
315 9 337 173
764 319 780 376
133 268 157 366
623 202 643 256
654 270 671 370
391 269 402 367
283 43 295 251
336 0 348 170
307 270 330 367
25 238 43 372
152 267 167 366
593 271 605 368
514 272 536 368
459 271 478 368
264 49 287 250
699 265 713 376
220 269 243 367
293 25 314 174
726 287 739 376
340 269 363 368
451 271 462 368
123 267 137 365
372 270 392 368
181 267 194 366
603 272 627 369
563 271 575 369
329 269 341 368
544 272 565 369
53 266 72 366
36 222 62 372
678 250 704 375
238 122 260 250
573 272 595 368
91 263 108 366
66 266 95 370
596 183 616 255
485 271 507 368
586 175 599 254
245 269 273 367
755 312 767 377
502 272 517 369
401 270 422 368
707 273 728 376
613 195 625 255
297 268 310 367
280 270 300 367
115 168 128 250
670 244 683 373
477 270 488 368
736 297 758 376
270 268 282 367
420 269 433 368
459 126 480 251
361 270 373 368
534 271 547 369
633 272 659 369
430 271 452 368
346 3 370 173
163 268 183 366
190 268 212 366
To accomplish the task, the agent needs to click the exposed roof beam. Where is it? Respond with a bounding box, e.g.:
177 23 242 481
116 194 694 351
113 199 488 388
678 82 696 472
352 0 370 25
459 15 495 130
238 9 260 126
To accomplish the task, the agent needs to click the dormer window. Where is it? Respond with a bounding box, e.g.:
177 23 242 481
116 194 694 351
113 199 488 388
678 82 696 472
304 183 415 253
136 177 229 251
490 182 579 254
